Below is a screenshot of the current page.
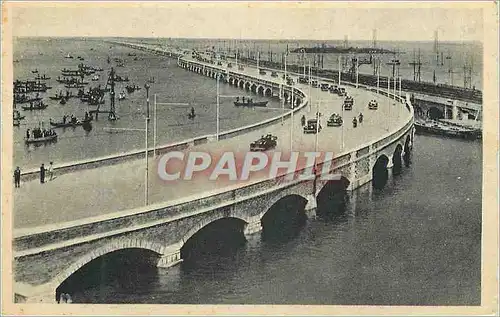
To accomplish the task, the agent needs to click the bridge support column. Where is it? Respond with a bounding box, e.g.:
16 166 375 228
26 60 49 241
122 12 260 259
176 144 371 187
304 194 317 219
157 248 183 268
243 218 262 240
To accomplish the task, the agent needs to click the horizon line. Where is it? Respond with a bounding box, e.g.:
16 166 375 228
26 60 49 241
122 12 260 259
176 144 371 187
12 35 482 44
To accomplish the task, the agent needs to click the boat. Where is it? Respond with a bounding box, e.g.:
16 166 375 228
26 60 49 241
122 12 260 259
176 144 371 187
91 75 100 81
65 53 73 59
31 69 38 74
118 92 126 100
13 119 20 127
22 101 48 110
414 120 481 139
25 133 58 144
234 99 268 107
35 74 51 80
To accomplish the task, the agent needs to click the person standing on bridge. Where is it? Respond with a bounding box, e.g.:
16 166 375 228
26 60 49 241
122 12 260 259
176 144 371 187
14 166 21 188
48 161 54 181
40 163 46 184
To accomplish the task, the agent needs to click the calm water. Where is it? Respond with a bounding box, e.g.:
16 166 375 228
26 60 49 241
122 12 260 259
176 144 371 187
129 38 483 90
65 134 482 305
13 38 284 169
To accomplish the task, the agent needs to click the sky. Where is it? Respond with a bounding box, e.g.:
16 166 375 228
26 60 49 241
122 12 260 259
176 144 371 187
8 2 485 42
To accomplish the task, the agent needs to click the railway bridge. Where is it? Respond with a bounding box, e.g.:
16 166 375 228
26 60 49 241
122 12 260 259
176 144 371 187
13 44 415 303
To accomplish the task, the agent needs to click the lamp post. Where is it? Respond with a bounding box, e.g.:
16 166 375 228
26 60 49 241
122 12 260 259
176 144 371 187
144 83 151 121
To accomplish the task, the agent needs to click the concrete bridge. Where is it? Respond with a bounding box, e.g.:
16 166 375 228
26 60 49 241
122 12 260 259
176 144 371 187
13 44 415 303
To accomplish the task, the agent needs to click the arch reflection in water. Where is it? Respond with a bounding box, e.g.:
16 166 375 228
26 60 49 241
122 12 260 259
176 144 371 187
392 144 404 176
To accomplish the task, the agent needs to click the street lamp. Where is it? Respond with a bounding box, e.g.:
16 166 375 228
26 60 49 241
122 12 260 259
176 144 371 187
144 83 151 121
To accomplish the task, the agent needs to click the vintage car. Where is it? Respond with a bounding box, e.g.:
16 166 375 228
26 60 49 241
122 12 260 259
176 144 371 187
368 99 378 110
329 85 339 94
259 69 267 75
271 71 279 78
343 96 354 110
217 61 223 66
227 63 233 68
337 87 347 96
311 80 319 88
320 83 330 91
286 77 295 85
327 113 343 127
298 76 309 84
238 65 244 71
303 119 322 134
250 134 278 151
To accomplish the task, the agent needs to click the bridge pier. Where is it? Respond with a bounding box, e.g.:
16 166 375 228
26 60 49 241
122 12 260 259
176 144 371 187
243 218 262 240
156 246 183 268
304 194 317 219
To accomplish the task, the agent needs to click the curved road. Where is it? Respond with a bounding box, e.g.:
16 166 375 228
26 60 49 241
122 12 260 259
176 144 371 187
14 54 410 229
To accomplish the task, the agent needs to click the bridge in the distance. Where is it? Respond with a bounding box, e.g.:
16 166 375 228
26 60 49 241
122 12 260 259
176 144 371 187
13 41 415 303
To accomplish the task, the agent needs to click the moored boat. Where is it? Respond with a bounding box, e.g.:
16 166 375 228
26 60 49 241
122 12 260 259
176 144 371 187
414 120 480 139
234 99 268 107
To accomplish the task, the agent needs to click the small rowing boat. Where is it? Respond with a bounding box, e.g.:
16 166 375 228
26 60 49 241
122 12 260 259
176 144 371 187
234 100 268 107
25 134 57 144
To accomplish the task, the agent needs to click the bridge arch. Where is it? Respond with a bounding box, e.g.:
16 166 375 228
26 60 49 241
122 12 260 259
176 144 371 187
316 177 350 217
238 80 245 89
392 144 404 176
265 87 273 97
180 216 248 261
180 215 248 248
251 83 258 93
259 194 309 239
50 239 165 299
244 81 251 91
372 154 390 189
257 85 265 96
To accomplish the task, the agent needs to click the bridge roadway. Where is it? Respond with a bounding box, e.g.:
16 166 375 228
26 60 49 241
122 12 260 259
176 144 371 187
14 54 410 229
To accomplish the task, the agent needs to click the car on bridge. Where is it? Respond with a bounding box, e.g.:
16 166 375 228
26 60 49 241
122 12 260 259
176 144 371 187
329 85 339 94
259 69 267 75
271 71 279 78
343 96 354 110
238 65 244 71
298 76 309 84
327 113 343 127
227 63 233 68
368 99 378 110
286 77 295 85
337 87 347 96
303 118 322 134
250 134 278 151
311 80 319 88
320 83 330 91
